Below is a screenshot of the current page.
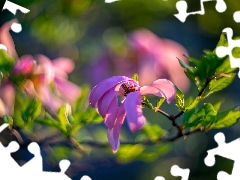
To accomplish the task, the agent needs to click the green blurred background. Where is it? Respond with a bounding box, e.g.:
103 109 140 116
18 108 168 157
1 0 240 179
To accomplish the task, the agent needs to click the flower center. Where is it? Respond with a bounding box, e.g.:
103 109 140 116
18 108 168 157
120 82 139 96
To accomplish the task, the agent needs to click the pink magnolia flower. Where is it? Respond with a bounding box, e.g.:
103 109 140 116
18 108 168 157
0 81 15 116
0 55 35 117
0 19 18 57
13 55 35 76
32 55 81 113
89 29 189 92
128 29 190 91
89 76 176 153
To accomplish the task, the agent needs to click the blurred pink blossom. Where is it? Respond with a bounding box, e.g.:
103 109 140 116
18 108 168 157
13 55 35 76
33 55 81 113
0 82 15 116
90 29 189 92
0 19 18 57
89 76 176 152
0 20 81 116
128 29 189 91
0 55 35 116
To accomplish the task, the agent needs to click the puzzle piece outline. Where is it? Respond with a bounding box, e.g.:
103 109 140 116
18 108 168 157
174 0 227 23
155 165 190 180
0 124 91 180
204 132 240 180
215 27 240 78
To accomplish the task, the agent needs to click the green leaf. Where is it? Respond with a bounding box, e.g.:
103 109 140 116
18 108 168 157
143 123 165 141
74 85 90 112
155 98 165 111
215 32 228 48
57 106 71 134
210 107 240 129
22 99 42 124
213 101 222 112
178 58 191 69
137 144 170 162
215 57 236 74
175 86 184 110
2 115 13 129
73 107 103 126
206 73 236 95
142 96 153 109
131 73 138 82
185 103 217 128
116 144 145 163
0 50 14 72
35 118 61 129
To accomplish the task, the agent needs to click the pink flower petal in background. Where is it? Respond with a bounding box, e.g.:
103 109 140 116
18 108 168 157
52 57 75 74
0 19 18 57
0 82 15 116
13 55 35 75
128 29 189 91
90 29 189 93
54 77 81 104
31 55 81 113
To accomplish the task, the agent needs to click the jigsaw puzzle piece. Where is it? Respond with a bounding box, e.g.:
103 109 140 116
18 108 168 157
171 165 190 180
80 175 92 180
21 142 43 173
154 176 165 180
233 11 240 23
216 28 240 78
205 132 240 180
174 0 227 22
0 123 8 133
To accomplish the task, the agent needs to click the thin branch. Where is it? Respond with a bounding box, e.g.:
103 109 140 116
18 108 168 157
74 128 203 147
68 137 86 155
11 128 24 144
156 109 172 119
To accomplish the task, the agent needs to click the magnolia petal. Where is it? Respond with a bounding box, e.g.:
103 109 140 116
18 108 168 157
37 85 62 113
0 82 15 115
36 55 55 83
104 97 118 129
52 57 75 74
0 99 7 117
0 19 18 57
124 91 146 132
97 87 118 118
107 104 126 153
89 76 131 107
54 77 81 104
13 55 34 75
140 79 176 104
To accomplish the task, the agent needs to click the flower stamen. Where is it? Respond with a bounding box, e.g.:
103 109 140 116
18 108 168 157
121 83 138 96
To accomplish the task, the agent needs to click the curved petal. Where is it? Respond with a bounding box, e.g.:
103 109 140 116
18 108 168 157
0 82 15 115
0 19 18 57
35 55 55 83
13 55 34 75
107 103 126 153
97 87 118 118
52 57 75 74
54 77 81 104
37 85 62 113
89 76 132 107
104 97 119 129
124 91 146 132
140 79 176 104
